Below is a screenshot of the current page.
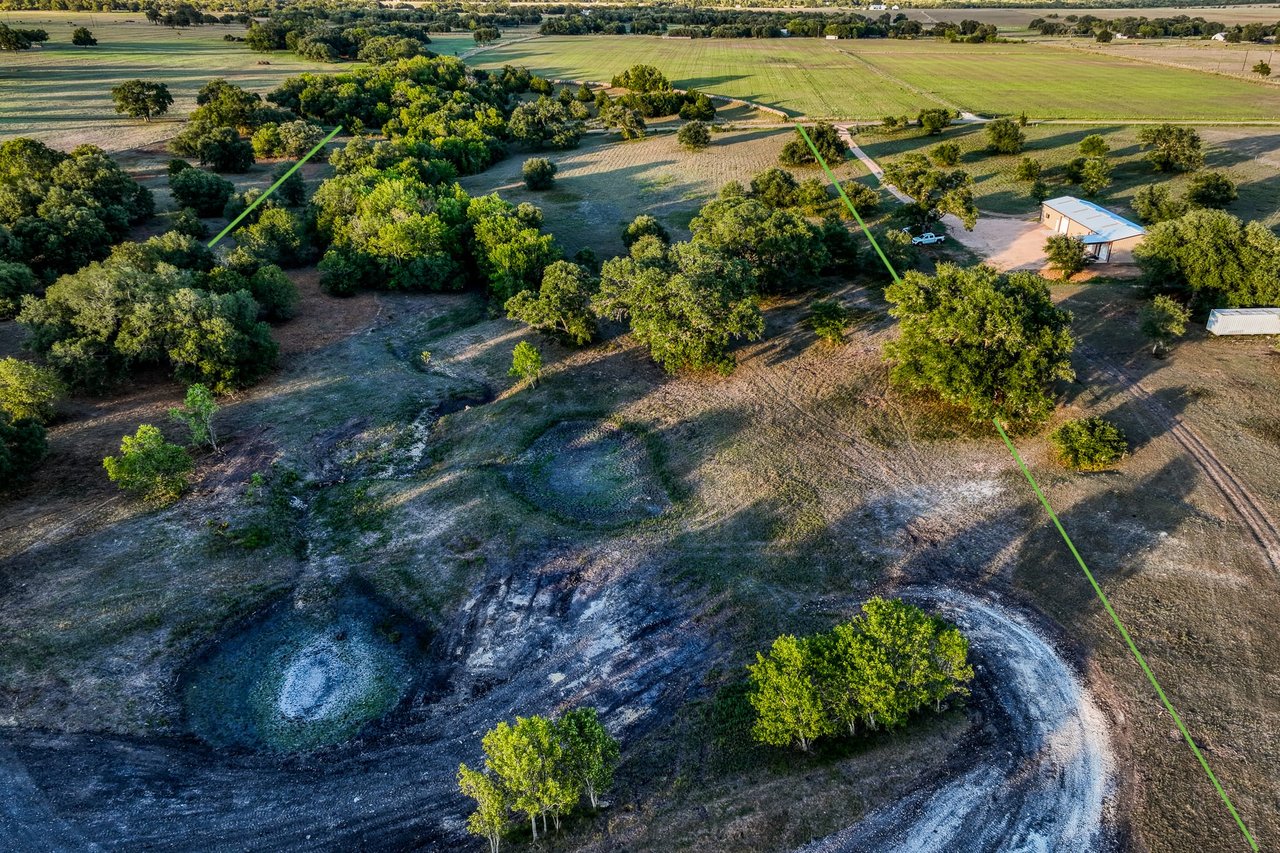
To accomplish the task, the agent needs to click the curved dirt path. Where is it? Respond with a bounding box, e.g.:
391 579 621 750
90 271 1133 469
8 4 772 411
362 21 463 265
796 588 1116 853
1082 347 1280 572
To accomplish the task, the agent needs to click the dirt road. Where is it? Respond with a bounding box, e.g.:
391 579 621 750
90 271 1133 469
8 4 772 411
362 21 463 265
795 588 1116 853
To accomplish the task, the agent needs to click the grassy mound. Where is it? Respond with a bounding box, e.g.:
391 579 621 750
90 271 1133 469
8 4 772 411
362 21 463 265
506 420 672 527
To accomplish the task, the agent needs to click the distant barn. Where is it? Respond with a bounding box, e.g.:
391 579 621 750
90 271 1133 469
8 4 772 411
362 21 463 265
1206 308 1280 336
1040 196 1146 264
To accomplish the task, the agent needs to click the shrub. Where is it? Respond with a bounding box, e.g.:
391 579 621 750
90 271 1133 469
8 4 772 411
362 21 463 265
1048 416 1127 471
917 108 952 135
103 424 194 505
270 161 306 206
796 178 831 214
679 92 716 121
0 357 64 423
807 299 852 345
1014 157 1042 182
750 168 799 209
1132 185 1188 224
71 26 96 46
930 141 961 166
677 120 711 151
168 383 219 449
1045 234 1088 279
1139 294 1191 357
779 122 843 167
195 126 254 173
1078 134 1109 158
622 214 669 248
837 180 881 217
169 168 235 216
509 341 543 386
522 157 557 190
171 207 209 239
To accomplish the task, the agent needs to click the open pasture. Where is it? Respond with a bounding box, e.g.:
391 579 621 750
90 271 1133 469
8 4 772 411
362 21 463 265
474 34 1280 121
1067 36 1280 83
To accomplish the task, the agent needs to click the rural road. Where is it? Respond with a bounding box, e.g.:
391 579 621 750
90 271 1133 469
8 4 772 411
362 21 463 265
795 588 1116 853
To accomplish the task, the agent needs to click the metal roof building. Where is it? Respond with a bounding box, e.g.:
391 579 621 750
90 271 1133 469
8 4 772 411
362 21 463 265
1040 196 1147 263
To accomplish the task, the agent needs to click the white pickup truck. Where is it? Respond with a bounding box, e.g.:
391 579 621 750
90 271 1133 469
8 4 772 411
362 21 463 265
902 229 946 246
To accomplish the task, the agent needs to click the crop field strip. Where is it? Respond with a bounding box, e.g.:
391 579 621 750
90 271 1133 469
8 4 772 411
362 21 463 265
800 124 1261 851
474 34 1280 122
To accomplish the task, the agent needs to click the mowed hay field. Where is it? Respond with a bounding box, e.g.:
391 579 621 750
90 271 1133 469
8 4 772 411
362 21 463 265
460 127 870 259
857 122 1280 228
1070 37 1280 83
0 12 330 150
474 34 1280 121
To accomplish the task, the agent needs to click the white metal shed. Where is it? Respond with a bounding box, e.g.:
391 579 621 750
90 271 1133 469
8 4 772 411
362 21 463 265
1206 308 1280 336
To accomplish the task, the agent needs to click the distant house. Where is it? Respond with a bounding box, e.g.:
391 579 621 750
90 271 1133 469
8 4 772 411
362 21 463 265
825 33 840 39
1040 196 1146 263
869 3 887 9
1211 32 1228 41
1207 308 1280 336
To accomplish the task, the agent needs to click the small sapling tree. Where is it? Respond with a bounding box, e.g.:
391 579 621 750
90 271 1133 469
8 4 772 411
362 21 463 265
1045 234 1088 279
1139 295 1191 357
1049 416 1128 470
169 383 220 450
509 341 543 386
103 424 194 505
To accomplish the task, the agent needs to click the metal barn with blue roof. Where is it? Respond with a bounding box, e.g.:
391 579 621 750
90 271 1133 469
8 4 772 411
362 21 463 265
1040 196 1147 263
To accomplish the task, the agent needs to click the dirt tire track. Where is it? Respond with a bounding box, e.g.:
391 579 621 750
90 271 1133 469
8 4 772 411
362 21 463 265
1082 346 1280 572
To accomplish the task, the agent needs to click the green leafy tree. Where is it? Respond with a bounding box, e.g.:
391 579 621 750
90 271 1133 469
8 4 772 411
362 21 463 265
678 92 716 121
1137 124 1204 172
1078 134 1110 158
103 424 194 505
1014 157 1042 182
0 357 64 423
622 214 669 248
884 263 1075 426
169 168 235 216
837 180 881 217
168 383 219 449
808 299 852 345
883 153 978 231
0 412 46 487
1139 294 1192 357
469 195 560 302
482 716 572 839
575 83 593 102
779 122 844 166
555 708 619 810
677 120 711 151
457 764 509 853
509 341 543 386
110 80 173 122
521 157 557 190
747 634 830 751
796 178 831 214
195 126 255 173
610 64 671 93
917 108 952 135
689 197 828 292
1253 61 1272 78
506 260 598 345
1184 171 1237 209
71 27 97 46
604 105 646 141
984 118 1026 154
1079 157 1112 197
594 240 763 374
750 167 800 209
1096 29 1114 42
1134 209 1280 308
1049 416 1129 470
1132 184 1188 224
509 97 583 150
930 141 961 166
473 27 501 45
1045 234 1088 279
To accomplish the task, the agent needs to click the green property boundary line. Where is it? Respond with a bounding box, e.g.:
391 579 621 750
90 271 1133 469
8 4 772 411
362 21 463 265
796 125 1259 851
207 124 343 249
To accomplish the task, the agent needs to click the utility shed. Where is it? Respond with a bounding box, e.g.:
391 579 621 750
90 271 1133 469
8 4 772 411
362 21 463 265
1040 196 1146 263
1207 307 1280 336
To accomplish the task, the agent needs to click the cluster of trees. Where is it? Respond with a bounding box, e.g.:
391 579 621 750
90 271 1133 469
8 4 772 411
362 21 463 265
1132 172 1237 225
0 22 47 49
607 65 717 121
458 707 619 850
167 78 296 172
1135 208 1280 309
883 153 978 232
1030 12 1278 41
884 263 1075 426
0 138 154 311
103 383 221 505
748 597 974 752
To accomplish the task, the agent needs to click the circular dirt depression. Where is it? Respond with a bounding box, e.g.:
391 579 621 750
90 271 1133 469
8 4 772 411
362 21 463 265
506 419 673 526
182 589 427 752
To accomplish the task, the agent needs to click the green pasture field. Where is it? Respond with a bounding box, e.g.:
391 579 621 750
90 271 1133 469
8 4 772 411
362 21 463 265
0 11 329 150
473 34 1280 121
856 122 1280 228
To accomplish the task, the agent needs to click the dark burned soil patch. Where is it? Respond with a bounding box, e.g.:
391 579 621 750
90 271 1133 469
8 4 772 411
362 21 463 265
506 419 673 527
181 586 429 753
